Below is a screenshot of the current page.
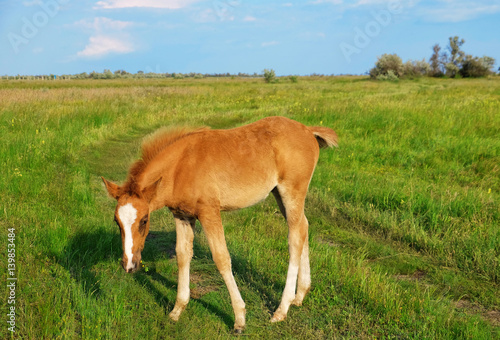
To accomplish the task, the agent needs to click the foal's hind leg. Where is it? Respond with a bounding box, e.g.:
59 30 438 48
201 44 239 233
271 185 311 322
292 226 310 306
272 187 311 306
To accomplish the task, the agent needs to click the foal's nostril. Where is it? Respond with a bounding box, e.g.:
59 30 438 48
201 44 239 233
125 262 137 273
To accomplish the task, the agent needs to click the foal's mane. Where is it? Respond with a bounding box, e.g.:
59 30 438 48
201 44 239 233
123 126 209 195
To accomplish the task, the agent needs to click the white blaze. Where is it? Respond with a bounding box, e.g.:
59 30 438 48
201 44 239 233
118 203 137 270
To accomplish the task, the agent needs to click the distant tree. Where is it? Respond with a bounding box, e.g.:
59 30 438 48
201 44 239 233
415 59 431 76
460 55 496 77
263 69 276 83
114 70 129 77
403 59 431 78
443 36 465 77
481 56 496 73
429 44 444 77
448 36 466 64
369 53 404 79
103 69 113 79
425 36 496 78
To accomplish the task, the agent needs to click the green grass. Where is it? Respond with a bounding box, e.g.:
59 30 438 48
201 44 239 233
1 76 499 339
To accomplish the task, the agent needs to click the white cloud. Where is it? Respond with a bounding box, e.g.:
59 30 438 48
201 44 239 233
310 0 343 4
94 0 199 9
262 41 279 47
243 15 256 22
311 0 416 8
310 0 499 22
418 3 500 22
352 0 392 6
77 35 134 57
23 0 42 6
75 17 135 58
300 31 327 40
74 17 134 31
193 8 218 23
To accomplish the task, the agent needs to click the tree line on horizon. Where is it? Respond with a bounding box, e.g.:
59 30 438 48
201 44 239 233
0 71 269 81
370 36 497 80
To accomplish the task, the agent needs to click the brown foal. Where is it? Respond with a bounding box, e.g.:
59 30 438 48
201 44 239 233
102 116 338 332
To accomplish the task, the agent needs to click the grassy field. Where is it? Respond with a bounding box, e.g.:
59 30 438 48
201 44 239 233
1 76 499 339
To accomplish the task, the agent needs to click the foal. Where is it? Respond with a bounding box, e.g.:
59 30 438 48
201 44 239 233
102 116 337 332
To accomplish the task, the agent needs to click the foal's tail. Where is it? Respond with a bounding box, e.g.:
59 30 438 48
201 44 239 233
309 125 339 149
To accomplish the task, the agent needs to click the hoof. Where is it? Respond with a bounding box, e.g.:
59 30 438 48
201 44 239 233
168 311 180 321
233 328 243 335
169 303 187 322
270 313 286 323
292 288 310 306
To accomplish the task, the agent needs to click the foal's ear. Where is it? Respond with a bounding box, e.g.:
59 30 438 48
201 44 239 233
101 177 121 200
142 177 162 203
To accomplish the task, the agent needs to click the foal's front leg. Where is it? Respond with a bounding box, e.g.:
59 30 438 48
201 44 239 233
169 216 195 321
198 208 246 333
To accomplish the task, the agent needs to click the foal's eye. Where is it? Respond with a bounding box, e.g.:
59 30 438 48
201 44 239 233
139 215 148 235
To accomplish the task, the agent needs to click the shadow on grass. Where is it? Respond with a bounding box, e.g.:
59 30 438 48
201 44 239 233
52 228 121 299
53 227 284 330
133 268 236 330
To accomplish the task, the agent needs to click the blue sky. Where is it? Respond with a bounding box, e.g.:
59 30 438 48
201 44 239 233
1 0 499 76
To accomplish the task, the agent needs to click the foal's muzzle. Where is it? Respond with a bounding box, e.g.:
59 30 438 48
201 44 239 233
122 256 140 273
124 262 137 273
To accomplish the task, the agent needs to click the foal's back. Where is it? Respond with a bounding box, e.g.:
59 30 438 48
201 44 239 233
160 116 321 212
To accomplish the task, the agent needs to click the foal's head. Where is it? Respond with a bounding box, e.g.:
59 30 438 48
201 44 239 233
102 177 161 273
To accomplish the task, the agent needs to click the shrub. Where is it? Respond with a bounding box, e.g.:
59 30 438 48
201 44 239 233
445 62 461 78
263 69 276 83
369 54 404 79
376 70 399 81
460 55 496 78
402 59 430 79
414 59 431 77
